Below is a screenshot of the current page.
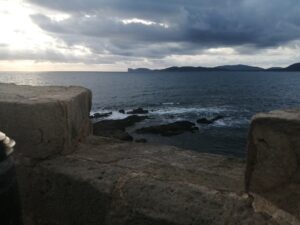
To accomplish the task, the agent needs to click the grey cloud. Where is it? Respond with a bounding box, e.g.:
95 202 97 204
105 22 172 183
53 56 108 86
0 46 132 64
0 47 68 62
27 0 300 60
31 14 179 42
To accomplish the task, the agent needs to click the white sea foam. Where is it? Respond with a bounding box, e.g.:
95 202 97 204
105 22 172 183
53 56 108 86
214 120 227 127
90 106 249 128
151 106 229 115
90 110 129 120
108 111 129 120
213 118 250 127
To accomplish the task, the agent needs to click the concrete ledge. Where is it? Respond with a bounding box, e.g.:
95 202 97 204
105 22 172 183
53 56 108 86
246 109 300 224
18 136 278 225
0 83 92 159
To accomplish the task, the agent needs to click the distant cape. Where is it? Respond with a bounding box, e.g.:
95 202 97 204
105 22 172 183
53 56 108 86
128 63 300 72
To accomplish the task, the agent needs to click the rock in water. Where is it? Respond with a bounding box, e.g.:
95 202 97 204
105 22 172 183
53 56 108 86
127 107 149 114
213 115 224 121
118 109 125 114
90 112 112 119
197 115 224 124
136 121 198 136
93 115 148 141
119 115 149 127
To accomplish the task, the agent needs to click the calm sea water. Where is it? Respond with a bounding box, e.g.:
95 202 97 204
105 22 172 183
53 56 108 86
1 71 300 157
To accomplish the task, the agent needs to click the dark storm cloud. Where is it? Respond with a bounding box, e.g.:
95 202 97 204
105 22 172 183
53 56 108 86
28 0 300 58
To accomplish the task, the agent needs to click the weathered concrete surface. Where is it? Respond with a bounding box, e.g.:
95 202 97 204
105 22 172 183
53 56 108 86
246 109 300 224
0 83 91 159
18 136 278 225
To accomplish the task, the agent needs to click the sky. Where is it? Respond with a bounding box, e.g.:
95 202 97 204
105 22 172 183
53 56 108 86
1 0 300 71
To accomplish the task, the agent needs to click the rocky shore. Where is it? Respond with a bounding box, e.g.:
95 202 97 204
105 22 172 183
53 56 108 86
91 107 225 143
136 120 199 136
93 115 148 141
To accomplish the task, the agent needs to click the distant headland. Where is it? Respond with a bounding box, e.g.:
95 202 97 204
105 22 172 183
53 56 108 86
128 62 300 72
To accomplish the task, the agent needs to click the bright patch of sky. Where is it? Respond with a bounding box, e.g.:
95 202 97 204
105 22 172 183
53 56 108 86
122 18 169 28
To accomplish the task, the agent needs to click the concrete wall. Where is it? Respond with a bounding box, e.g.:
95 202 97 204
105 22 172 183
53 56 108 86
1 83 297 225
246 109 300 225
0 83 92 160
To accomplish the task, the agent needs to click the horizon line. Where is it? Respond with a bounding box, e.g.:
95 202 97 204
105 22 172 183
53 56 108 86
0 62 299 73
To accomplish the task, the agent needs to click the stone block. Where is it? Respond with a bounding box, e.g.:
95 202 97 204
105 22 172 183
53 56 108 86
246 109 300 224
246 109 300 192
0 83 92 159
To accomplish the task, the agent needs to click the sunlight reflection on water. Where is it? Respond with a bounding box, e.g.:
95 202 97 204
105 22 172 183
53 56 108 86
0 72 49 86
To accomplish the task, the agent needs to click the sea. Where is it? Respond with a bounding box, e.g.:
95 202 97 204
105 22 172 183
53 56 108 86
1 71 300 158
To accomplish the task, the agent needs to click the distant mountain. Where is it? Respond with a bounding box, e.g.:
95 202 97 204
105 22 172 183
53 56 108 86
128 63 300 72
267 63 300 71
128 64 265 72
158 66 212 72
285 63 300 71
267 67 282 71
214 64 263 71
128 68 151 72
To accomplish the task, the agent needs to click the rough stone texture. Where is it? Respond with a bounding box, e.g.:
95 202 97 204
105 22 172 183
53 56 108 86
246 109 300 224
0 83 92 160
18 136 278 225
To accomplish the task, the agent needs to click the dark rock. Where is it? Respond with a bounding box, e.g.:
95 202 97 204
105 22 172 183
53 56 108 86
213 115 224 120
94 115 148 130
127 107 149 114
93 115 148 141
90 112 112 119
136 121 198 136
197 115 224 124
93 128 133 141
197 118 212 124
120 115 149 127
119 109 125 114
135 138 147 143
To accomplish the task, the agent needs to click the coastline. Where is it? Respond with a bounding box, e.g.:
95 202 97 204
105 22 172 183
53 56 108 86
90 107 248 157
2 70 300 158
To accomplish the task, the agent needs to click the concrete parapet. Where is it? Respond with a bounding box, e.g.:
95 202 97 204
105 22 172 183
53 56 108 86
0 83 92 160
19 136 277 225
246 109 300 224
0 83 286 224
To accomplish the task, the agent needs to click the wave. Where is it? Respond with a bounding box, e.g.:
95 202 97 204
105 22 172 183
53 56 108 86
90 110 129 120
91 105 250 128
150 106 229 115
213 117 250 128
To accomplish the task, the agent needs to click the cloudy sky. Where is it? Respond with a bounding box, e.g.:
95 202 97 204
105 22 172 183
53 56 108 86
1 0 300 71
